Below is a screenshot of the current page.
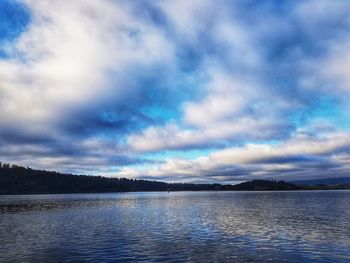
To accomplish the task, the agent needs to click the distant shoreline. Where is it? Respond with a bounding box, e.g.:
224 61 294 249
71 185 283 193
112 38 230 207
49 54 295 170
2 189 350 196
1 163 350 195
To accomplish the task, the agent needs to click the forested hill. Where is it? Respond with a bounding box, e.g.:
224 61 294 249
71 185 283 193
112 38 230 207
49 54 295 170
0 163 224 194
231 180 304 191
1 163 350 194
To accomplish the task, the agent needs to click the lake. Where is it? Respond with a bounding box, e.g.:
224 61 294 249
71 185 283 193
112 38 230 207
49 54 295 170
1 191 350 262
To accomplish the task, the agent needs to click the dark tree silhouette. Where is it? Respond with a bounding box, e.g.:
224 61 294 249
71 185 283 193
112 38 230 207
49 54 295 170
0 163 349 194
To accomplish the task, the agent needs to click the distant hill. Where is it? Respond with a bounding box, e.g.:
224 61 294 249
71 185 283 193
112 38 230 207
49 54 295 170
291 177 350 186
230 180 350 191
1 163 350 194
231 180 303 191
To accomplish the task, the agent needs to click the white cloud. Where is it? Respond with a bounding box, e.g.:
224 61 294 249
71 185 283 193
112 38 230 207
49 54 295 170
321 41 350 92
157 0 214 40
210 131 350 165
123 131 350 182
127 67 291 152
293 0 350 94
183 71 252 127
0 0 174 126
127 116 288 152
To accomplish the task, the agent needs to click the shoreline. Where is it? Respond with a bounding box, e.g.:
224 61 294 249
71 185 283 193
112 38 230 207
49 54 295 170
1 188 350 196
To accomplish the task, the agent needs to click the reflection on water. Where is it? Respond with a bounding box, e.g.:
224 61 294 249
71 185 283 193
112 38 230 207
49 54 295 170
1 191 350 263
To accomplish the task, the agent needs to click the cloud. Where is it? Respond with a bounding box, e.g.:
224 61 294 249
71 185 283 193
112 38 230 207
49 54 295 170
183 72 253 127
0 0 177 174
122 130 350 182
1 0 350 182
0 0 174 125
317 40 350 93
127 67 294 152
128 118 291 152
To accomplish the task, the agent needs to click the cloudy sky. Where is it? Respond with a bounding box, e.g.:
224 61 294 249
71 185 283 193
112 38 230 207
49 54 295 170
1 0 350 183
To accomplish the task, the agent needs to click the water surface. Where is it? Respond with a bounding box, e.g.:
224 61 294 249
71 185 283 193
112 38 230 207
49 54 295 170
1 191 350 262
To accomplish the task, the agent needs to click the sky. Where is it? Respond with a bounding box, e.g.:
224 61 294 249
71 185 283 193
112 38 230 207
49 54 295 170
1 0 350 183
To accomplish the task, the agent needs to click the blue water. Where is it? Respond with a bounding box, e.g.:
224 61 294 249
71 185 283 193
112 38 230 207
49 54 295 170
1 191 350 262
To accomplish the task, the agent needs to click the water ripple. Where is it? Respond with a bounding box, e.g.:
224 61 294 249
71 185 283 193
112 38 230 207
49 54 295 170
1 191 350 262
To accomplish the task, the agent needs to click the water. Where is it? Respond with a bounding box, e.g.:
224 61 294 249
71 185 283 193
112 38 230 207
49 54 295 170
1 191 350 263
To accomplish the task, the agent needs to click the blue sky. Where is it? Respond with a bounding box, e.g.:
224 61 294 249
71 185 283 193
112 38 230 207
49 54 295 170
1 0 350 183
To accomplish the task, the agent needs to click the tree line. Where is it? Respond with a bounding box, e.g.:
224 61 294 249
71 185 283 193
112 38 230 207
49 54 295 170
1 162 349 194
